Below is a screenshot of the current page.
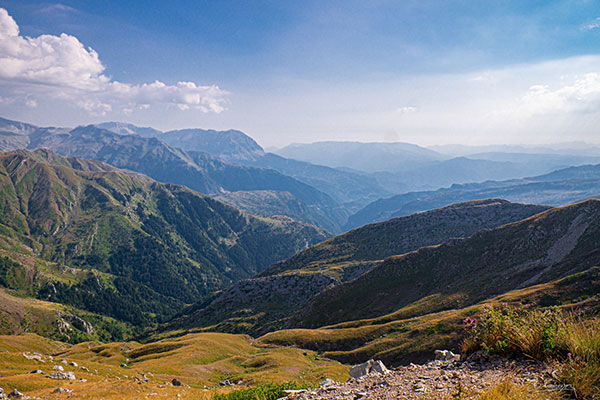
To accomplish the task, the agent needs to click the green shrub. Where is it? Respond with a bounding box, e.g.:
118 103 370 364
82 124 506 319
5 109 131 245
461 304 567 359
462 304 600 399
213 383 301 400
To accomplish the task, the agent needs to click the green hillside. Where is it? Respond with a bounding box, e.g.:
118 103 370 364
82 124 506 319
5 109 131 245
161 199 548 336
0 149 327 331
289 199 600 329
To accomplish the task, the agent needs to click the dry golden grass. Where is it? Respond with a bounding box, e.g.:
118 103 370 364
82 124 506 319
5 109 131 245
0 332 348 399
259 268 600 366
473 379 563 400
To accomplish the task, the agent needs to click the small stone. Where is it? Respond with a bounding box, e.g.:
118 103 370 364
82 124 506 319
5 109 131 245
53 388 73 394
69 361 78 367
413 384 426 393
349 359 389 379
8 389 24 399
435 349 460 362
29 370 44 374
48 371 76 380
171 378 182 387
319 378 335 388
53 365 64 372
22 353 43 362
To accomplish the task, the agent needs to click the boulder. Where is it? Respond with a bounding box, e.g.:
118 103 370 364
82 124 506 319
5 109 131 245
52 365 64 372
171 378 182 387
349 359 389 379
22 353 43 362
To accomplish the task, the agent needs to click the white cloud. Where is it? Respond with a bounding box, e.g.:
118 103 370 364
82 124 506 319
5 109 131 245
0 8 228 115
38 4 78 14
581 17 600 31
520 73 600 115
396 106 417 114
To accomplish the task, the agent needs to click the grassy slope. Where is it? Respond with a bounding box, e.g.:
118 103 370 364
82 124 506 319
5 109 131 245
259 267 600 366
162 199 549 337
0 332 347 400
0 286 136 343
0 149 328 330
262 198 549 277
288 199 600 329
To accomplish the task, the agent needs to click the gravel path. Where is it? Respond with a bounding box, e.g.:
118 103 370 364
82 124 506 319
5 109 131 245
285 352 562 400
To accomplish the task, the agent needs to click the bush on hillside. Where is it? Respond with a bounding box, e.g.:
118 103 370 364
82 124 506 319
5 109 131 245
462 303 600 399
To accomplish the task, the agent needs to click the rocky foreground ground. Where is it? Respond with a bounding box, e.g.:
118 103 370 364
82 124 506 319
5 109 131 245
283 351 566 400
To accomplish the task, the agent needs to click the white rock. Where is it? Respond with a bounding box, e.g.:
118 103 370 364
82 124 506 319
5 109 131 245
53 388 73 394
52 365 64 372
48 371 76 380
434 349 460 362
22 353 43 362
7 389 24 398
349 359 389 379
319 378 336 388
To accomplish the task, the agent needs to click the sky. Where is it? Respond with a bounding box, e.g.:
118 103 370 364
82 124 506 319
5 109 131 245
1 1 600 147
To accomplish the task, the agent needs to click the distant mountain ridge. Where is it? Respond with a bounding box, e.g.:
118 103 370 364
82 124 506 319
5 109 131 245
95 122 162 137
98 121 393 211
276 141 445 173
161 129 265 162
347 163 600 229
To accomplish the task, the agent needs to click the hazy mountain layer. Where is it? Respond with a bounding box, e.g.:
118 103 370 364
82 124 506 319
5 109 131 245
347 164 600 229
275 141 445 173
98 122 393 211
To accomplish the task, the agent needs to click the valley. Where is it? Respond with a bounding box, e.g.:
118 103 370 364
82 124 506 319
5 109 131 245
0 117 599 399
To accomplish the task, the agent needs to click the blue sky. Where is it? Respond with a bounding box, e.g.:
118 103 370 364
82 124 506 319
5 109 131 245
1 1 600 146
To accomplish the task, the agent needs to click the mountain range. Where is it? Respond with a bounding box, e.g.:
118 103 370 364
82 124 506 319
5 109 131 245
1 118 352 233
